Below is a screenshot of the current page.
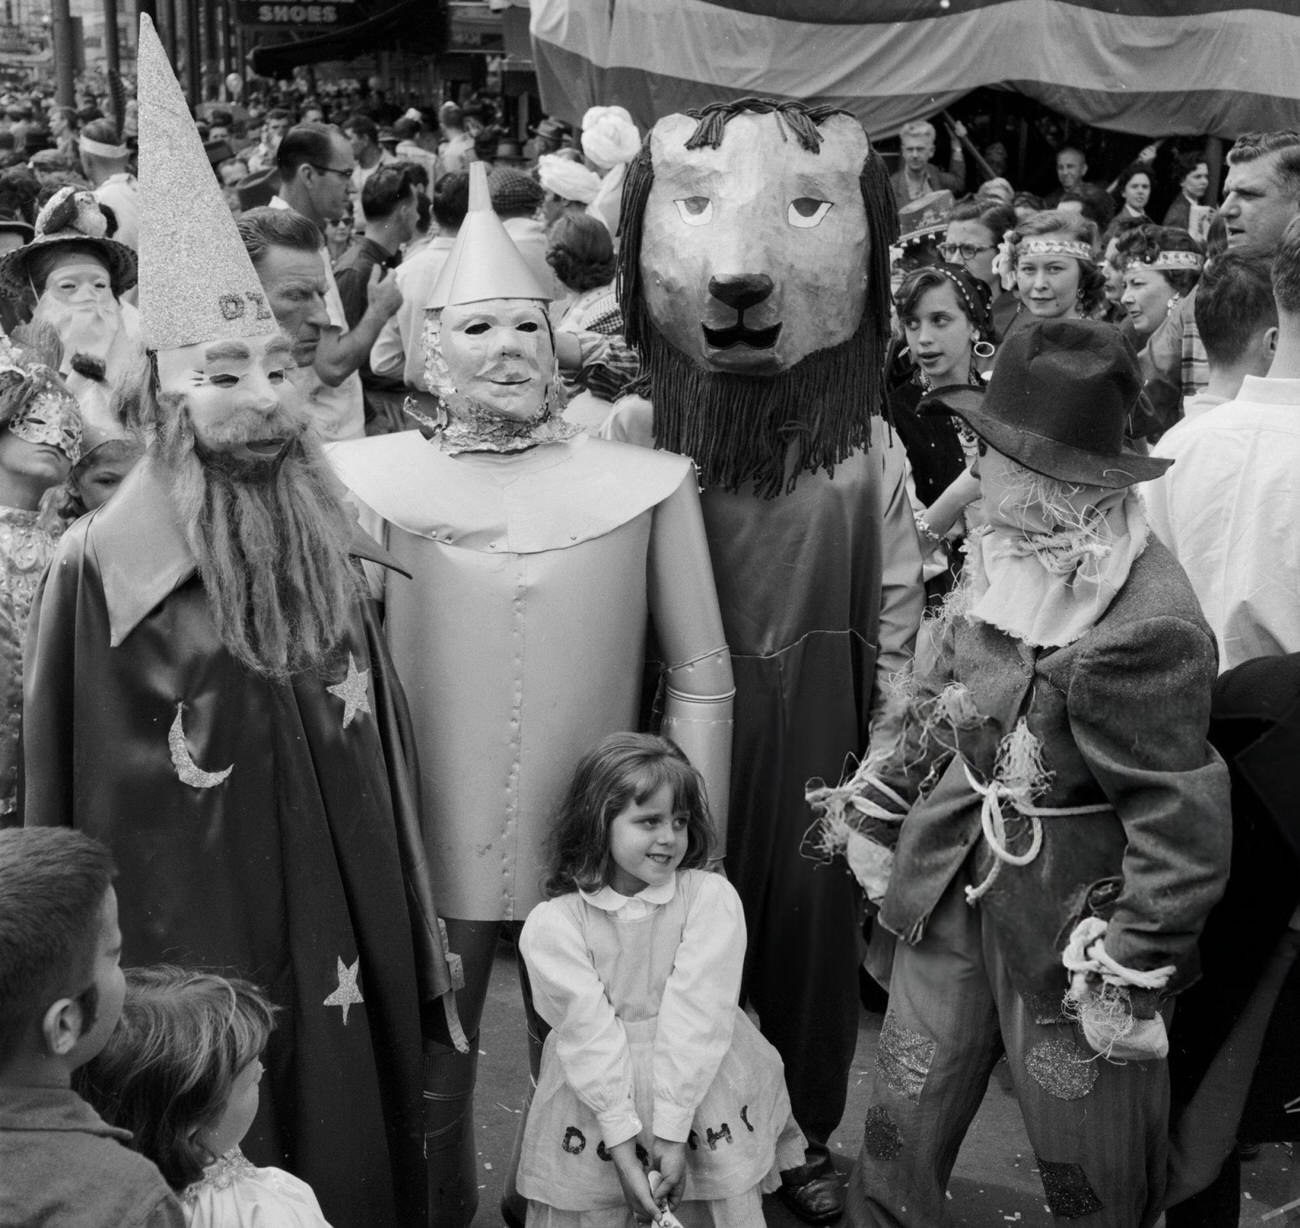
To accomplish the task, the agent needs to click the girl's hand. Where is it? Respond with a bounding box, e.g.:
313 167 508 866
650 1139 688 1208
608 1139 661 1222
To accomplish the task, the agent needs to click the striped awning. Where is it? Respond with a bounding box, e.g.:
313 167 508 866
529 0 1300 140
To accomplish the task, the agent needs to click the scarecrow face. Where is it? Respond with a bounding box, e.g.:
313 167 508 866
638 111 870 375
433 297 555 421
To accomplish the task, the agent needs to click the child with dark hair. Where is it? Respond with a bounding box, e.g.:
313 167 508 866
0 828 183 1227
516 733 804 1228
76 966 330 1227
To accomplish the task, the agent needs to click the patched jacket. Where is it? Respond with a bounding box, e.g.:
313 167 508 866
876 539 1231 1003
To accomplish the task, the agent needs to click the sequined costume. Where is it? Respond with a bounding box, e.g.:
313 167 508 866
0 505 61 820
22 457 464 1228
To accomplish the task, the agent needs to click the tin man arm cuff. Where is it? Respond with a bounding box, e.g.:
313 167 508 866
661 670 734 854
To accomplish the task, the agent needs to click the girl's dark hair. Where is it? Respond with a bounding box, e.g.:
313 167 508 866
74 966 277 1191
543 733 716 898
1114 223 1203 296
546 212 615 293
893 263 992 340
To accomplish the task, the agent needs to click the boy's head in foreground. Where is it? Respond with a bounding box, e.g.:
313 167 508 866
0 828 123 1086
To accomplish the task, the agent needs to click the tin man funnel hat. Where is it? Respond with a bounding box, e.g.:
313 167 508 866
427 161 549 310
136 13 277 352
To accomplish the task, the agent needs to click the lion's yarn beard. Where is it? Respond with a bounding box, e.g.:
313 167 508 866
157 395 359 681
637 312 879 498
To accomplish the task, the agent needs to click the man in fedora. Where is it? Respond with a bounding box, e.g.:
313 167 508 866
815 319 1231 1228
529 116 572 159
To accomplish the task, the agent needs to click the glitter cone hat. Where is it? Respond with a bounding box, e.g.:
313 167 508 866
427 162 549 310
136 13 277 352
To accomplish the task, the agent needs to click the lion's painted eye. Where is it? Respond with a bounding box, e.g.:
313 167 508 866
788 198 833 229
674 196 713 226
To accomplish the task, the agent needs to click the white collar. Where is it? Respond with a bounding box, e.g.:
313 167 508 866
579 876 678 913
1236 374 1300 404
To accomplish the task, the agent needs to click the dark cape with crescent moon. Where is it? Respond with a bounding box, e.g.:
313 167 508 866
19 455 464 1228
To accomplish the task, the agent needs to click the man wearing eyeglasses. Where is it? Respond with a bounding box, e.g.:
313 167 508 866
269 123 402 441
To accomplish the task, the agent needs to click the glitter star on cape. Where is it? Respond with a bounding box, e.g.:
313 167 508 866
323 956 364 1025
326 654 372 729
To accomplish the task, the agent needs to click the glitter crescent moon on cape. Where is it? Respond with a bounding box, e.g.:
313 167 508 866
168 703 234 788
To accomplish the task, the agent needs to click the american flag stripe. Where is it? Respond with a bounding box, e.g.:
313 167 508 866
530 0 1300 139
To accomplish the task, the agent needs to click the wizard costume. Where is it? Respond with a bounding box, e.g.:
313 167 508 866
21 20 464 1228
22 458 463 1228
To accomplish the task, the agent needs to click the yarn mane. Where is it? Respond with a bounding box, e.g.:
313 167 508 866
617 97 898 497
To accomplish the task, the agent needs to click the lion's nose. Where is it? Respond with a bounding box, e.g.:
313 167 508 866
708 274 774 313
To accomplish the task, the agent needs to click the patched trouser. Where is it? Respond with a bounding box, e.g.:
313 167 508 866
847 877 1168 1227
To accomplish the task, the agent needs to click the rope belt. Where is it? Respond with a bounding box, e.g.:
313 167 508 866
961 760 1112 904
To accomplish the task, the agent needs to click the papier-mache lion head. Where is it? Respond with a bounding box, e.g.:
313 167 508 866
617 97 897 497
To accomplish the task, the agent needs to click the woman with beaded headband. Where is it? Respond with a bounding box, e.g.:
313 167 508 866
997 210 1105 330
0 331 83 822
890 263 993 603
1115 224 1204 341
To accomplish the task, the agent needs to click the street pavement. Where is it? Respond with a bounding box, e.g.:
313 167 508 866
474 941 1297 1226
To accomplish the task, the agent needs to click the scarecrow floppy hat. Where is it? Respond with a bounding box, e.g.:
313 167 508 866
0 184 137 299
922 317 1172 489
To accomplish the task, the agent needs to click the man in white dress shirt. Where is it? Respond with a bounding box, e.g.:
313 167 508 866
1147 217 1300 670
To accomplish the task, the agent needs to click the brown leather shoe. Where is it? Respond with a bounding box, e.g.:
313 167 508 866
778 1160 845 1225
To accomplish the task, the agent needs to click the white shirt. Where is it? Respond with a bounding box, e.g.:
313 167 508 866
1147 374 1300 670
1178 388 1229 426
370 233 456 390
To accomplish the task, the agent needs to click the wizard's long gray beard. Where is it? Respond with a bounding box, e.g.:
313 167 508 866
157 397 360 681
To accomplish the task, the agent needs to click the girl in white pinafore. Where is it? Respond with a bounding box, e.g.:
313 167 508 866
517 732 805 1228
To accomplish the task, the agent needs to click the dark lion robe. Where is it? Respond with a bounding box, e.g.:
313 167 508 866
22 455 463 1228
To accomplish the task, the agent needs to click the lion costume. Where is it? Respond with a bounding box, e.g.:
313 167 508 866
607 98 924 1211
